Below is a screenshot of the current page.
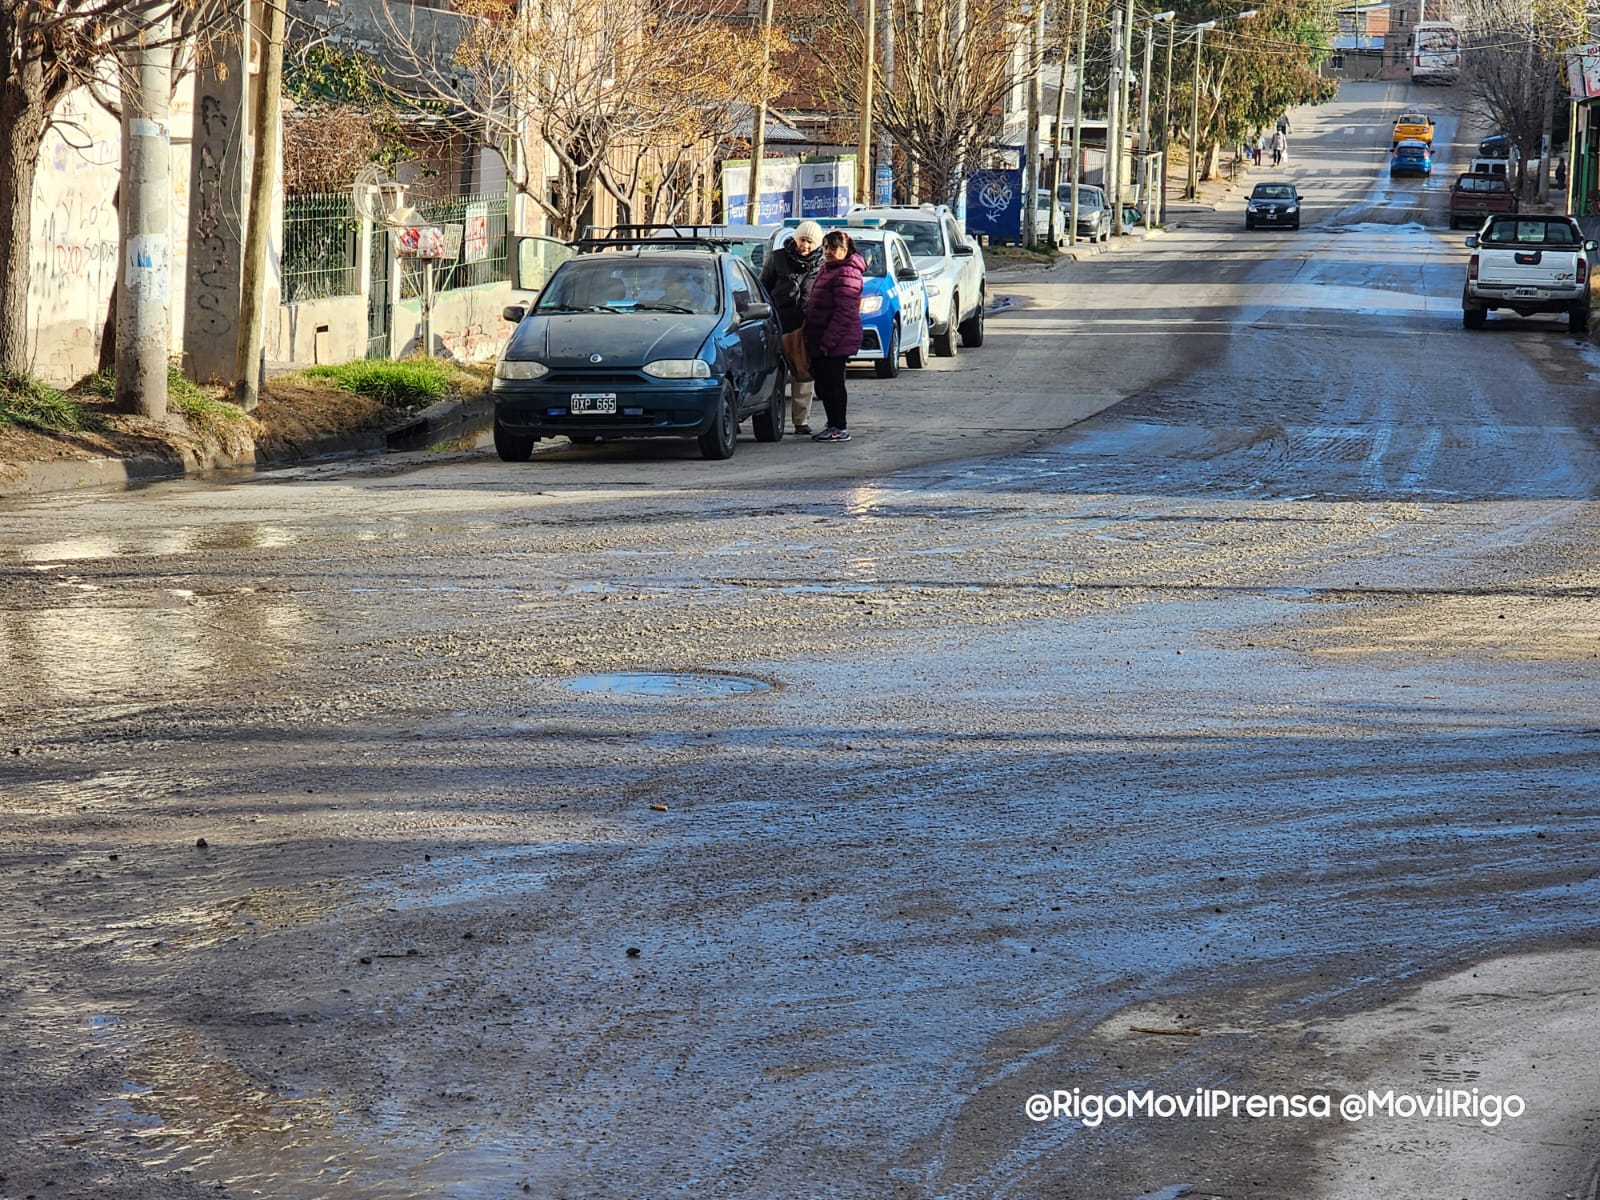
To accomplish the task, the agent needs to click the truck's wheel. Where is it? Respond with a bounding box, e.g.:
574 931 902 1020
1462 305 1486 330
1569 305 1590 335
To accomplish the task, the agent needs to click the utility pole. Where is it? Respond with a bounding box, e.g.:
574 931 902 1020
1105 8 1121 231
857 0 878 205
235 0 285 412
116 4 173 421
746 0 776 221
1187 21 1212 199
1048 0 1075 246
1024 0 1044 245
882 0 896 201
1068 0 1088 244
1112 0 1135 231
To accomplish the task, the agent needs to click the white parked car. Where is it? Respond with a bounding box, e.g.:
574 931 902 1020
846 203 986 357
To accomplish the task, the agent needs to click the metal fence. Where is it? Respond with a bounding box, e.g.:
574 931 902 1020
399 191 511 299
284 189 511 304
282 193 360 302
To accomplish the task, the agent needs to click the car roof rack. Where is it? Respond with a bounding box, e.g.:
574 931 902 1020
573 232 731 254
779 216 884 229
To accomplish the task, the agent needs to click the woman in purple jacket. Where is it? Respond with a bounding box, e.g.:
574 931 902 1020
803 230 866 443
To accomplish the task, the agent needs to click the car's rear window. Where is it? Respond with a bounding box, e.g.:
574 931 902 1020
1457 176 1509 192
1482 219 1579 246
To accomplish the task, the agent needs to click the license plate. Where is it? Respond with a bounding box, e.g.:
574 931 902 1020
570 392 617 414
1513 287 1540 297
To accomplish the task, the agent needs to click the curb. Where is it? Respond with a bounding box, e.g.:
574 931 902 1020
0 395 489 500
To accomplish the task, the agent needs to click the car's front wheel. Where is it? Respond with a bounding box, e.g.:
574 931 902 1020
698 385 739 460
752 364 786 442
959 292 985 348
906 327 928 369
875 321 902 378
494 418 534 462
934 302 959 357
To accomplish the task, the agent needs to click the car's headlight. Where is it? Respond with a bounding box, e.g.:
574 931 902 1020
1286 205 1298 212
860 294 885 315
495 360 548 380
642 359 711 379
1247 204 1260 212
924 280 944 298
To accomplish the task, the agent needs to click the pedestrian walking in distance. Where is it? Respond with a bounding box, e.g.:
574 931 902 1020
1254 133 1265 166
804 229 865 443
760 219 824 435
1277 113 1291 135
1271 128 1287 167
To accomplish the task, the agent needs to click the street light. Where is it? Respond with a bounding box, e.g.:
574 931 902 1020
1184 9 1256 200
1135 10 1176 227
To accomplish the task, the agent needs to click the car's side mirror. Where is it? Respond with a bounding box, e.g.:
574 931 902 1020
1586 240 1598 253
502 304 528 323
953 244 975 257
1464 236 1479 249
896 266 920 281
743 302 773 321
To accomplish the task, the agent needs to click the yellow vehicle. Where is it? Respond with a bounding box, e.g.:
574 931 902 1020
1393 111 1435 145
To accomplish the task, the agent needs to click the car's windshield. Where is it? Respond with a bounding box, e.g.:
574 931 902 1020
881 219 944 256
536 259 720 314
1059 186 1105 210
1253 185 1294 199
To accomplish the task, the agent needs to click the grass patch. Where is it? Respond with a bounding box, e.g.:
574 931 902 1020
80 366 255 449
302 358 481 410
0 373 108 433
985 244 1058 266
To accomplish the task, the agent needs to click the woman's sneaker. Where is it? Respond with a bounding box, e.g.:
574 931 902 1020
813 427 850 442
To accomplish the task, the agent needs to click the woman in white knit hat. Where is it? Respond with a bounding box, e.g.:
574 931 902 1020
760 220 825 434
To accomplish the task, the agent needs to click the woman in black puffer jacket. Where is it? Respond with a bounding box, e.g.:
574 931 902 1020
760 220 824 434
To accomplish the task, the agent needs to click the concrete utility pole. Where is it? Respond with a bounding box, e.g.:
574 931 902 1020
1186 20 1213 199
746 0 776 220
1048 0 1075 245
235 0 286 412
881 0 895 201
116 5 173 421
1068 0 1088 244
857 0 878 205
1105 8 1121 228
1024 0 1044 245
1113 0 1135 231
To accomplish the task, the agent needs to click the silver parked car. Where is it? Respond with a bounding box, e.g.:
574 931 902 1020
1057 184 1112 243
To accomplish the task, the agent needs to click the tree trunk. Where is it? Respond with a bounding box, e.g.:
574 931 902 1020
0 64 48 377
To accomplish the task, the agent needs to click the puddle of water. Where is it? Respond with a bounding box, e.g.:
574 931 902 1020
563 671 773 698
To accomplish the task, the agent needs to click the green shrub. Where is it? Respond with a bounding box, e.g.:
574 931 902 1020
0 373 107 433
303 358 464 409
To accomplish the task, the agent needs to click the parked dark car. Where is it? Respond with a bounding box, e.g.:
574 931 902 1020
1244 182 1301 230
1448 173 1518 230
492 247 787 461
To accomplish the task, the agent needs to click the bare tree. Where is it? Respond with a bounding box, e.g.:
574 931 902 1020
377 0 779 240
1458 0 1578 193
0 0 210 376
806 0 1032 205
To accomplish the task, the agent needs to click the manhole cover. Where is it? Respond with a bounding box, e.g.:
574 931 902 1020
563 672 772 698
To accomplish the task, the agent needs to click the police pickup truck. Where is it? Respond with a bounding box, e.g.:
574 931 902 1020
1462 214 1595 333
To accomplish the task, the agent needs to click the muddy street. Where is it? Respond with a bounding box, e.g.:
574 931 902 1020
3 82 1599 1200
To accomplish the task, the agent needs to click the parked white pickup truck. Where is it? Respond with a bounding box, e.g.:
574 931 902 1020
1462 215 1595 333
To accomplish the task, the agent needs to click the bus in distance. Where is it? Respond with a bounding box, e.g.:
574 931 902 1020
1411 20 1461 84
